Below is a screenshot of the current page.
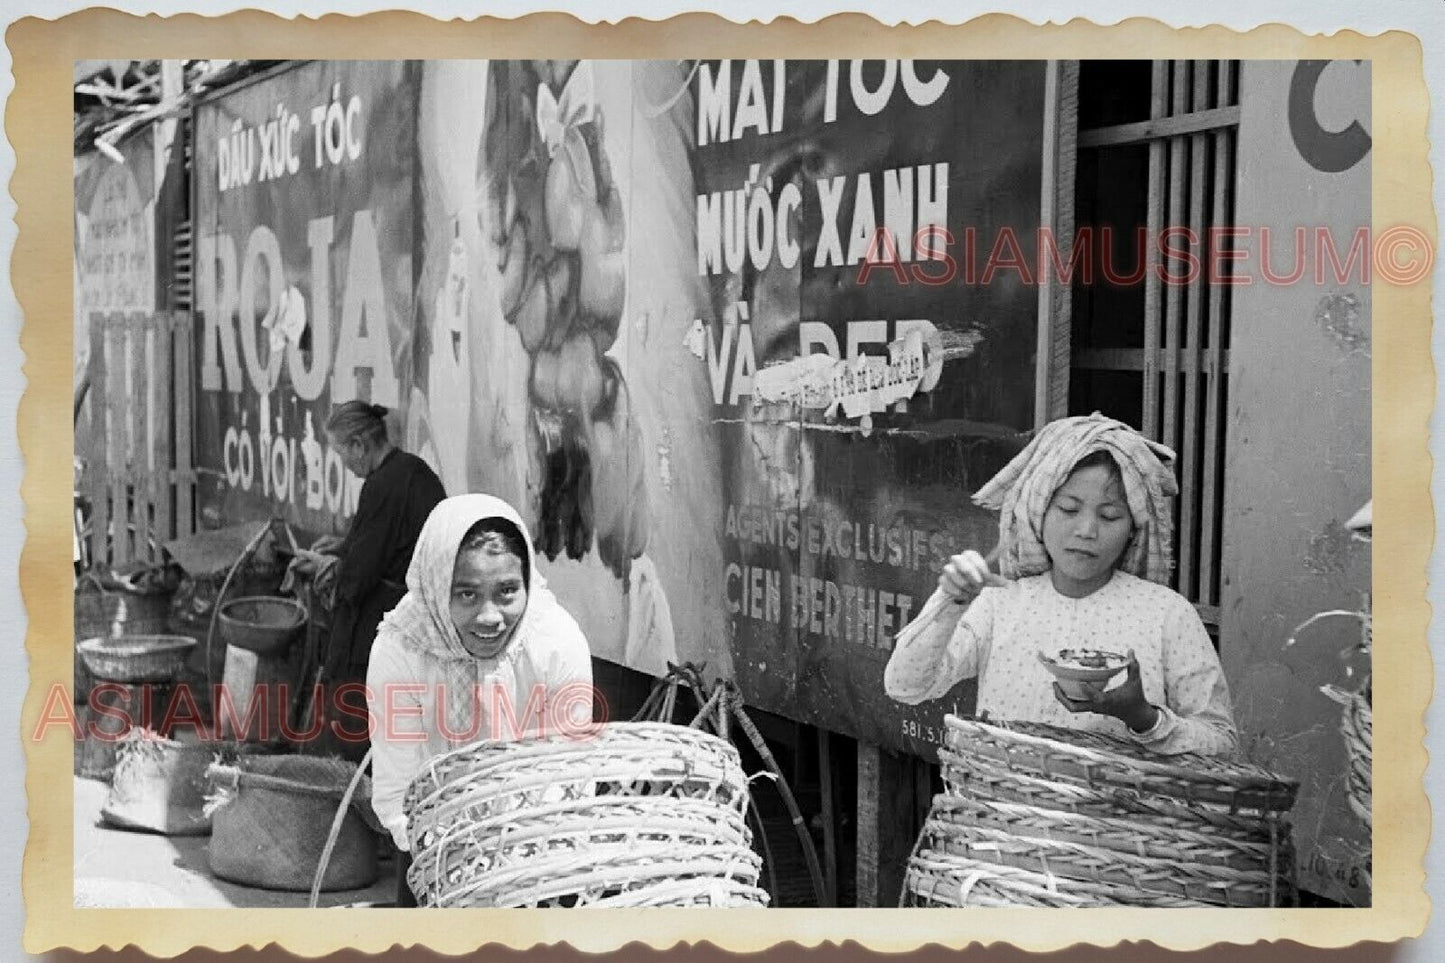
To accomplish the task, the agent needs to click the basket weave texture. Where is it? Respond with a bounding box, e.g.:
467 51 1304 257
78 635 196 684
944 717 1299 814
904 716 1299 909
403 722 768 908
74 582 174 699
1322 684 1371 833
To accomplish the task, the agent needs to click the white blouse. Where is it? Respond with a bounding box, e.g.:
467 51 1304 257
884 571 1238 756
365 628 593 850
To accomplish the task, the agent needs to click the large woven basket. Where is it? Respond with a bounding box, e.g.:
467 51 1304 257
938 747 1284 844
403 722 768 908
74 578 173 701
909 716 1299 909
206 754 378 892
918 795 1294 907
75 578 173 637
943 716 1299 815
905 851 1209 908
928 793 1291 873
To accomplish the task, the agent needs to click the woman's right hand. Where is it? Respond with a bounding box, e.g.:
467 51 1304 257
938 549 1009 603
310 534 345 556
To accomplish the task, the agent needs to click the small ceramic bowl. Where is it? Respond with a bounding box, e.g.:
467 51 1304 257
1037 648 1130 700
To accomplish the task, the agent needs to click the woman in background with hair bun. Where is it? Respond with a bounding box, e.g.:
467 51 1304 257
317 400 447 760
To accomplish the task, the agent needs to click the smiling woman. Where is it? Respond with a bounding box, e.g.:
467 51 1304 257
449 520 530 660
363 494 594 906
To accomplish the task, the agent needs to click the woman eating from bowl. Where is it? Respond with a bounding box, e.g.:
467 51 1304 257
884 413 1238 756
366 494 594 905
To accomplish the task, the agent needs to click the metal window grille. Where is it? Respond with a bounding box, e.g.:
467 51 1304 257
1071 60 1239 627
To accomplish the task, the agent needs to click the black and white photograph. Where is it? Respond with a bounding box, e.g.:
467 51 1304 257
63 51 1377 911
9 6 1435 955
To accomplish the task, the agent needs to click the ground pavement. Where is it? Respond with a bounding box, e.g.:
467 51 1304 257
72 774 395 908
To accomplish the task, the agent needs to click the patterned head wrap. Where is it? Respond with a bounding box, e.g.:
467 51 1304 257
972 412 1179 584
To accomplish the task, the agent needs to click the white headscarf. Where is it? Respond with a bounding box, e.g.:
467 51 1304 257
374 494 577 743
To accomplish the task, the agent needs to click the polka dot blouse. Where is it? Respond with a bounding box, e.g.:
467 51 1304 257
884 571 1239 756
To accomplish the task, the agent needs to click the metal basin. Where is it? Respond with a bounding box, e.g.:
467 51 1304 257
218 596 307 657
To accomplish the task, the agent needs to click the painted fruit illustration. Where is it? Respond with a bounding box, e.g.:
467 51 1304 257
482 59 647 579
588 360 650 572
544 126 595 251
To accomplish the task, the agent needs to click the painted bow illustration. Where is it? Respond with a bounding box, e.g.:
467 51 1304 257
534 61 596 158
262 284 308 354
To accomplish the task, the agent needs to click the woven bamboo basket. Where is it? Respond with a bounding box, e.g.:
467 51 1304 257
74 578 174 701
403 722 768 908
912 716 1300 908
943 716 1299 816
206 754 378 892
77 635 196 685
1322 684 1371 831
919 803 1293 907
927 794 1290 875
904 850 1213 908
75 578 173 637
939 747 1287 844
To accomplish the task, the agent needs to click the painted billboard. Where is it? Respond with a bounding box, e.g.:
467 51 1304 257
74 130 159 486
75 134 157 329
193 60 1047 754
193 61 418 534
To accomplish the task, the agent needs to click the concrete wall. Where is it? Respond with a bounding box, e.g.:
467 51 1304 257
1223 60 1372 905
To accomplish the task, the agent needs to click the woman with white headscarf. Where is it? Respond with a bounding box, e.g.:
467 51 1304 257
365 494 593 905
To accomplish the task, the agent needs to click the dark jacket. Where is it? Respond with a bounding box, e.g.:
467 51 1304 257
327 449 446 680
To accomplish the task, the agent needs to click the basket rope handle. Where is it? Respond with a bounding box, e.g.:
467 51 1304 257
687 683 725 728
201 761 242 818
308 747 375 909
204 760 241 790
630 680 664 722
744 790 779 902
210 763 366 801
203 522 274 699
898 814 934 908
727 689 830 908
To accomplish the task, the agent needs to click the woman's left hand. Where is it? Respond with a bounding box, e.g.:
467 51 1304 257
1052 650 1161 733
